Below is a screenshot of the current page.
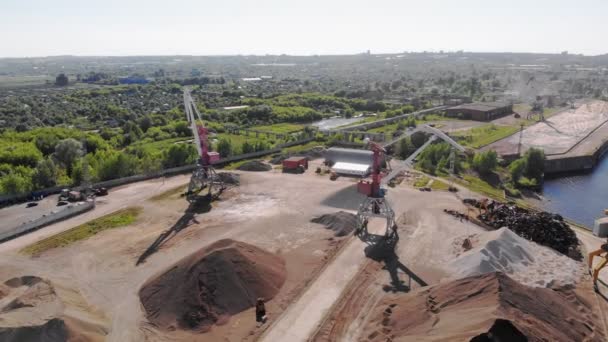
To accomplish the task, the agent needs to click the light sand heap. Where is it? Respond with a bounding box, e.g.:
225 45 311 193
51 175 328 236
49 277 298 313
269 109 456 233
449 227 584 287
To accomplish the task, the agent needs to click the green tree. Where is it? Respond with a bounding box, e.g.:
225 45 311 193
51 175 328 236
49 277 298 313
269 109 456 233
35 135 60 156
217 138 233 157
32 158 58 189
174 121 192 137
164 144 196 168
53 138 83 174
242 141 254 154
139 116 152 132
410 131 427 148
473 150 498 175
397 138 414 159
55 73 69 86
524 148 545 181
0 173 31 195
96 152 138 181
509 158 527 183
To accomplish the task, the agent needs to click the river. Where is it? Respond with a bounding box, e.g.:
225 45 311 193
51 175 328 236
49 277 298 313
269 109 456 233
542 155 608 229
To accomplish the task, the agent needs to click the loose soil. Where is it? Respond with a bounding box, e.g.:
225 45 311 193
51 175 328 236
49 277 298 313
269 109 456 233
0 275 107 342
311 211 358 237
139 239 287 332
362 272 604 342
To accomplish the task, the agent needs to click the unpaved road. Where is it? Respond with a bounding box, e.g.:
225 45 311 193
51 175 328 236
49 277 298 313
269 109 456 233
259 229 370 342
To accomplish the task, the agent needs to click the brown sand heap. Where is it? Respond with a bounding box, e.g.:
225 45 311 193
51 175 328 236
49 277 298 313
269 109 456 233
364 272 604 342
0 276 107 342
139 239 287 332
237 160 272 172
311 211 357 237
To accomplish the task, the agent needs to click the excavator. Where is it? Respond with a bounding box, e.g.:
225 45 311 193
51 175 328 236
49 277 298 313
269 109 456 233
588 240 608 291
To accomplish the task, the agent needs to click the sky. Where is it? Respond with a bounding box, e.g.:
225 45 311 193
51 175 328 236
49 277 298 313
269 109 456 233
1 0 607 57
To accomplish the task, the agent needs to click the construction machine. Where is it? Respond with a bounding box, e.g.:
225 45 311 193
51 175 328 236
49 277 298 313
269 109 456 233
183 88 225 201
355 139 397 239
588 241 608 291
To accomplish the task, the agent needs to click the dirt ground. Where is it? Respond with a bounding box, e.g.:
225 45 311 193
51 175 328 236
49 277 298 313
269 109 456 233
0 165 362 342
1 160 607 341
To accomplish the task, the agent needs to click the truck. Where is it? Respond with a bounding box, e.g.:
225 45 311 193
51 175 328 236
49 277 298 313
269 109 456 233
282 156 308 174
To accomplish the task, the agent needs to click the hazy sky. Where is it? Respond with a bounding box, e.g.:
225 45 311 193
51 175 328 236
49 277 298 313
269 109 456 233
1 0 607 57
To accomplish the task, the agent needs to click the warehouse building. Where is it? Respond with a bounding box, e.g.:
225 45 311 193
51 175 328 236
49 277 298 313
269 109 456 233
325 147 374 176
446 102 513 121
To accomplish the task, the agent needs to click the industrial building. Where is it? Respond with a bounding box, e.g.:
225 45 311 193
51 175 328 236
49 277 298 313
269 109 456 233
446 102 513 121
325 147 374 176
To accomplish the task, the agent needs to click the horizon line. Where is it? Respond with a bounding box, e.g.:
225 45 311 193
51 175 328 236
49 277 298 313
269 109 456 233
1 50 606 60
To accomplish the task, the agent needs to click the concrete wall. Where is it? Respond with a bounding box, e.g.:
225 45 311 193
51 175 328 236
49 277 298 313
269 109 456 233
545 137 608 174
0 201 95 243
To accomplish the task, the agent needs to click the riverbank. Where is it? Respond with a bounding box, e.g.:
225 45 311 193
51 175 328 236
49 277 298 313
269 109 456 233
545 119 608 174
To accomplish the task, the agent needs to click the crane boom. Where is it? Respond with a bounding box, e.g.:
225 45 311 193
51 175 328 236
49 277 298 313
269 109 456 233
182 87 225 201
183 88 210 166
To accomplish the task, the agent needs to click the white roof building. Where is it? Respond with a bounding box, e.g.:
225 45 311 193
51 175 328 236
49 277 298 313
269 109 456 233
332 162 370 176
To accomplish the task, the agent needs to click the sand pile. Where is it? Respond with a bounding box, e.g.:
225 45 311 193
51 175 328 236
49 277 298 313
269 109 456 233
237 160 272 172
139 239 287 332
311 211 357 237
449 227 584 287
0 275 107 342
363 272 603 342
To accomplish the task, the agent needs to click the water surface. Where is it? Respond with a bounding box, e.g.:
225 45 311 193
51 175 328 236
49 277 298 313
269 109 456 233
542 155 608 228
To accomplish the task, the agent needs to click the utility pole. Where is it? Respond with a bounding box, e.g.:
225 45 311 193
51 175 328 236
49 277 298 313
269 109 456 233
448 147 456 187
517 123 525 157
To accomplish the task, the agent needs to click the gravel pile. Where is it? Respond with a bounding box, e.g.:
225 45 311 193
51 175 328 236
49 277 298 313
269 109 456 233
311 211 357 237
465 199 581 260
237 160 272 172
216 172 240 185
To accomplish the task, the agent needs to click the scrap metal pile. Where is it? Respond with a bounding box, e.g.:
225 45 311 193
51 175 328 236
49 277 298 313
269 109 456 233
466 199 582 260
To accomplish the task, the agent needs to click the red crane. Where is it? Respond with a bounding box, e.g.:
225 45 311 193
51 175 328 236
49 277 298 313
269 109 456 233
355 139 396 239
183 88 224 201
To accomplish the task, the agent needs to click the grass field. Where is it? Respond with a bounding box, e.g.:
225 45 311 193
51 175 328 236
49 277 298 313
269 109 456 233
413 176 430 187
451 124 519 148
453 174 504 199
250 123 305 134
282 140 324 154
21 207 142 255
430 179 450 190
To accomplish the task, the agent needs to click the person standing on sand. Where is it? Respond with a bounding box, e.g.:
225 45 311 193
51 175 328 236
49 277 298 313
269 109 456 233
256 298 267 325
